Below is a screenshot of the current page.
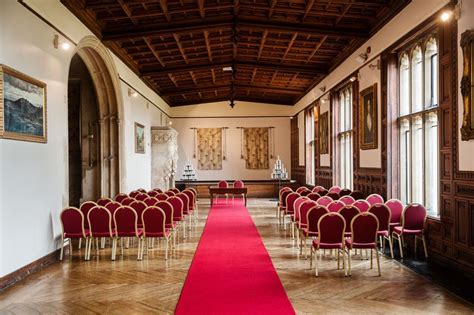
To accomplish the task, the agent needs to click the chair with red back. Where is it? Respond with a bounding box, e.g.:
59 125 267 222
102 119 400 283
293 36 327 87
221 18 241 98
232 180 245 203
176 193 193 227
326 192 340 200
339 188 352 197
311 212 347 277
392 204 428 259
143 197 159 207
318 189 329 197
328 186 342 194
121 197 135 206
339 195 355 206
353 199 371 212
147 190 160 198
296 187 309 194
369 204 393 258
105 202 122 223
292 196 309 242
135 193 148 201
278 188 293 219
366 194 384 206
156 194 168 201
300 205 328 257
183 190 197 222
156 201 176 246
338 205 360 237
165 190 176 197
114 193 128 203
283 192 300 233
385 199 404 231
306 192 321 202
153 188 163 193
328 200 345 213
300 190 312 196
141 206 172 260
216 180 229 204
137 188 147 193
316 196 333 207
297 200 317 237
60 207 90 260
168 196 186 239
345 212 380 276
171 188 180 194
79 201 97 229
187 188 199 219
350 190 364 200
113 206 143 260
312 186 325 193
129 190 140 198
129 200 147 228
97 197 112 207
87 206 115 260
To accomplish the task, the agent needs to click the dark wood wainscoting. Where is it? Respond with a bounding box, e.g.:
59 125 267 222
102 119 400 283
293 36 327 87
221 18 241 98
290 118 306 184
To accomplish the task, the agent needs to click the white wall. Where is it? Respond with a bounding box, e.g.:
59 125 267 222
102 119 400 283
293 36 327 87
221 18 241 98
458 0 474 171
172 117 291 181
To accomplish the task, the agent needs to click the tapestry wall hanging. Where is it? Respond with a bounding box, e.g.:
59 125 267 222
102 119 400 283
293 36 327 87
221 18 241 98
195 128 224 170
240 127 273 170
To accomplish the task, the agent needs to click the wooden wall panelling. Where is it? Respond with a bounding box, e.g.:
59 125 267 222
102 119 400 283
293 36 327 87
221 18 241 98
290 117 305 185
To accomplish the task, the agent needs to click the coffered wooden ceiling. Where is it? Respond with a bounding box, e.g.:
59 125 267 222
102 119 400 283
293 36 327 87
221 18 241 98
62 0 410 106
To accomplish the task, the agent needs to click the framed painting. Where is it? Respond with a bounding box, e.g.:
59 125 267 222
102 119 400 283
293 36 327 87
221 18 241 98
359 83 378 150
135 122 145 154
0 64 47 143
461 29 474 141
319 112 329 154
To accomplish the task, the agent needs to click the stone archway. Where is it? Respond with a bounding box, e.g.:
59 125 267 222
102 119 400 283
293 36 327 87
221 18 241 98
70 36 124 198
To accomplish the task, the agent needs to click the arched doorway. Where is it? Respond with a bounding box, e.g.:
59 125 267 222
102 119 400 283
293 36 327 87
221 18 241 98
67 36 123 206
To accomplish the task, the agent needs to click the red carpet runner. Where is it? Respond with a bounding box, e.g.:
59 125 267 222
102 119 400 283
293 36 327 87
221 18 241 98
175 199 295 315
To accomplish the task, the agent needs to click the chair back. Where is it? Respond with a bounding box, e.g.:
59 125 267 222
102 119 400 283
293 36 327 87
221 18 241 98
299 201 317 226
218 180 229 188
147 190 160 198
312 186 325 193
402 204 427 231
339 188 352 197
121 197 135 206
87 206 113 238
350 190 364 200
129 190 140 198
316 196 333 207
233 180 244 188
79 201 97 228
114 193 128 203
385 199 404 224
279 187 292 196
328 186 342 194
176 193 190 215
135 193 148 201
188 187 198 197
105 201 122 219
164 191 175 197
114 206 138 237
306 205 329 234
144 197 159 207
168 196 184 219
318 189 329 196
318 213 345 245
60 207 86 238
97 198 112 207
156 194 168 201
156 201 174 226
153 188 163 193
366 193 384 205
368 204 391 232
353 199 371 212
326 192 340 200
142 207 167 237
294 197 309 221
285 192 301 213
328 200 345 212
171 188 180 194
339 195 355 205
137 188 147 193
301 190 312 196
338 205 360 234
296 187 309 194
351 213 379 245
129 201 147 226
182 190 196 209
306 192 321 202
280 190 292 207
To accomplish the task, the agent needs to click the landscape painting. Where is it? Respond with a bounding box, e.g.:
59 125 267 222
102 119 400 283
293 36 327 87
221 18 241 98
135 122 145 153
0 65 47 143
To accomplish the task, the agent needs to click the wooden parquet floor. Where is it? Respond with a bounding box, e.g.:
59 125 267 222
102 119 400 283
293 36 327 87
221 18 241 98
0 199 473 315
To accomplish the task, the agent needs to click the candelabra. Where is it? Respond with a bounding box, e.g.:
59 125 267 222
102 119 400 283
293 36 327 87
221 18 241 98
181 160 197 181
271 156 288 201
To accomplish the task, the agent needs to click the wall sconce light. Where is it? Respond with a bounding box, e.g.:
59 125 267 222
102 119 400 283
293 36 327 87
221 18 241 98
321 99 326 104
53 34 71 50
128 88 138 97
319 86 326 93
368 60 380 70
356 46 371 64
169 121 173 125
349 76 357 82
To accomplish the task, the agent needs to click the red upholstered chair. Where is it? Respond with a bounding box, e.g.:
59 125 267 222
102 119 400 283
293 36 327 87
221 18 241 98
306 192 321 202
79 201 97 229
165 190 175 197
141 206 172 260
153 188 163 193
328 200 345 213
135 193 148 201
156 194 168 201
338 205 360 237
171 188 180 194
345 212 380 276
369 204 393 258
60 207 90 260
316 196 333 207
121 197 135 206
366 194 384 206
105 202 122 223
147 190 160 198
385 199 404 231
326 192 340 200
129 190 140 198
300 190 312 197
113 206 143 260
312 186 325 193
232 180 245 203
168 196 186 239
350 190 364 200
300 205 328 257
176 193 193 227
353 199 371 212
297 200 317 232
183 189 198 221
292 196 309 241
296 186 309 194
283 192 300 232
137 188 147 193
339 195 355 206
129 200 147 228
114 193 128 203
311 212 347 277
216 180 229 204
392 204 428 259
278 189 292 219
156 201 177 246
87 206 116 260
143 197 159 207
339 188 352 197
318 189 329 197
328 186 342 194
97 197 112 207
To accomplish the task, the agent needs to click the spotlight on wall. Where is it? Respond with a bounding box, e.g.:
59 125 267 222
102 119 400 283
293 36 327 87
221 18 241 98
128 88 138 97
349 76 357 82
53 34 71 50
356 53 368 64
321 99 326 104
440 10 452 22
319 86 326 93
169 121 173 125
368 60 380 70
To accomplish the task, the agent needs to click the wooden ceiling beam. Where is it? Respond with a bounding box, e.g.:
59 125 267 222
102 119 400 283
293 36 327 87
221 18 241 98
306 35 328 64
173 34 189 64
117 0 137 25
143 37 166 67
159 0 171 22
204 31 213 62
281 33 298 61
168 73 179 88
197 0 205 18
160 83 305 96
257 30 268 60
302 0 315 22
268 0 278 18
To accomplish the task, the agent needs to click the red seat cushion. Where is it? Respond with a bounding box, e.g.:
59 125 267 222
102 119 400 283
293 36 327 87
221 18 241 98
166 222 177 229
377 230 389 237
298 223 307 229
312 239 343 249
345 238 377 249
393 226 423 235
91 230 116 237
117 229 143 237
65 229 90 238
174 216 184 221
145 229 171 238
302 228 318 237
285 210 294 215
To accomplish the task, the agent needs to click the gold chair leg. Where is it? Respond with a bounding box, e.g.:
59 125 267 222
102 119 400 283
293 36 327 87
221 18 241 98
60 236 65 261
375 248 381 276
422 235 428 258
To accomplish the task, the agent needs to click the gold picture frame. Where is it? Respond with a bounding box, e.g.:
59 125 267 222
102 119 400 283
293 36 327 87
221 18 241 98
359 83 378 150
0 64 47 143
135 122 145 154
319 112 329 154
460 29 474 141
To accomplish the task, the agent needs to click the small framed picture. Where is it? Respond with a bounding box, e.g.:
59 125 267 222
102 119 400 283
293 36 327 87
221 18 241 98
135 122 145 153
359 83 378 150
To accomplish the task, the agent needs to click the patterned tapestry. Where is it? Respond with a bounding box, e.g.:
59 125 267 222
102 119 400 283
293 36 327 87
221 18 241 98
197 128 222 170
243 127 269 169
